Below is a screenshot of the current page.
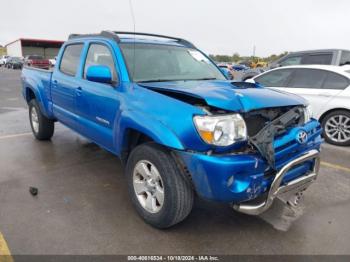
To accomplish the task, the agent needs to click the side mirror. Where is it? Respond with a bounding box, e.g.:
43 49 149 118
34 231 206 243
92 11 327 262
86 65 112 84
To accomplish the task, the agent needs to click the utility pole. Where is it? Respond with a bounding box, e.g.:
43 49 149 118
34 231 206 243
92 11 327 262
252 45 256 58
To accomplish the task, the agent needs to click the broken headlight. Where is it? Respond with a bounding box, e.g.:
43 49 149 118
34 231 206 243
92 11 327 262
193 114 247 146
303 105 313 124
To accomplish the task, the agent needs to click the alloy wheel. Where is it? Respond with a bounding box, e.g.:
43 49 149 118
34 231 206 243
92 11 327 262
133 160 165 213
325 114 350 143
30 106 39 134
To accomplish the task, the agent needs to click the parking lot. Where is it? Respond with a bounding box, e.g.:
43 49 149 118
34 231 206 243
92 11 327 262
0 67 350 255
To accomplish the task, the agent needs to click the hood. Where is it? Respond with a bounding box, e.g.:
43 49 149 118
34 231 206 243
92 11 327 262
138 80 306 112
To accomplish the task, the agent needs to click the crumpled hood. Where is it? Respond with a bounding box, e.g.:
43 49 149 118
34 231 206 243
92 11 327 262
138 80 306 112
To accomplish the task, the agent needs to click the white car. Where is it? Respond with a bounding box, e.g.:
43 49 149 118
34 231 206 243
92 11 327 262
49 57 57 67
0 55 10 66
247 65 350 146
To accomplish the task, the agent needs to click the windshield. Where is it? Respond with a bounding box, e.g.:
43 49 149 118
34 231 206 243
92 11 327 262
120 43 226 82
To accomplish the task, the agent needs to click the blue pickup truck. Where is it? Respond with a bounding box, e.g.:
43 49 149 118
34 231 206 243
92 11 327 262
21 31 322 228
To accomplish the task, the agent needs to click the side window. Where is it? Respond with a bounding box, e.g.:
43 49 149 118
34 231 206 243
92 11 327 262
84 44 117 82
340 51 350 66
302 53 332 65
255 69 293 87
323 72 349 90
279 56 302 66
287 69 327 88
59 44 84 76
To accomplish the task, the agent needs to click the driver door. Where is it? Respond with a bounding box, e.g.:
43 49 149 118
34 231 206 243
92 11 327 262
75 42 121 151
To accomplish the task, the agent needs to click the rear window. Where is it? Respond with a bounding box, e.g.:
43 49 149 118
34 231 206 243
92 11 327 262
59 44 84 76
302 53 332 65
323 72 349 90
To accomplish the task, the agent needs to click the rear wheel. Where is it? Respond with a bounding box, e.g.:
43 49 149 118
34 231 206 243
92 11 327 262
29 99 54 140
321 110 350 146
126 143 194 228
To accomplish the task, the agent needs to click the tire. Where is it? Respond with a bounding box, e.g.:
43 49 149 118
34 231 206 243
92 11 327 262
321 110 350 146
126 143 194 228
28 99 54 140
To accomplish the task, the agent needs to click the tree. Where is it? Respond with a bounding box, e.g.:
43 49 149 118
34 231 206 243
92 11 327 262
232 53 240 63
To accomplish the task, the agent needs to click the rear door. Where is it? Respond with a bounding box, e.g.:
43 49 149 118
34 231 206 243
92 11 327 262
75 42 121 151
283 69 345 117
51 43 84 128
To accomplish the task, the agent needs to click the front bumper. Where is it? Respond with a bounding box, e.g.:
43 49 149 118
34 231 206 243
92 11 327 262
176 119 322 204
232 149 319 215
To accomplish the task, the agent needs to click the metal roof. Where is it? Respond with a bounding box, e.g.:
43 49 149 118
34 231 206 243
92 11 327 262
5 38 64 47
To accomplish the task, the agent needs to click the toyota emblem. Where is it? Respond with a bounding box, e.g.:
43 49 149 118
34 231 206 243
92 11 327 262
296 130 308 144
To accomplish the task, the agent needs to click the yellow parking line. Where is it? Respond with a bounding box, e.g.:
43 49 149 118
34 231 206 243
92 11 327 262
0 132 32 140
321 161 350 173
0 232 13 262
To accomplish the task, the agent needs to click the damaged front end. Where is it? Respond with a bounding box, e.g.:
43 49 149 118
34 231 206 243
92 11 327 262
176 103 322 214
246 106 307 169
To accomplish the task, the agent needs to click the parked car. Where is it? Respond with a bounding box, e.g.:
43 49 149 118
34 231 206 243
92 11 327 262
248 65 350 146
5 57 23 69
49 57 57 67
238 61 251 68
241 49 350 81
271 49 350 68
231 64 249 71
24 55 50 69
21 31 322 228
0 55 10 67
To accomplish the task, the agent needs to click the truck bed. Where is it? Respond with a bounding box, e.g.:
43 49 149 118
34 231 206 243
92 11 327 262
21 66 53 116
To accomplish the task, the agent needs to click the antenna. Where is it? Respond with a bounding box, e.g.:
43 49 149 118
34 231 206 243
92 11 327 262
129 0 136 79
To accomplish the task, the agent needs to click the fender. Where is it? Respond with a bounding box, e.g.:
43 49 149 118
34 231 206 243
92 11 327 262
22 72 54 118
115 109 185 156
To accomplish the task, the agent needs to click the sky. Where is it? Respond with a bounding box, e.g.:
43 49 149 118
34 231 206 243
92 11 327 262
0 0 349 57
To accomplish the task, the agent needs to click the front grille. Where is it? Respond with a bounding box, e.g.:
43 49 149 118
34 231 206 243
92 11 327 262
243 106 304 137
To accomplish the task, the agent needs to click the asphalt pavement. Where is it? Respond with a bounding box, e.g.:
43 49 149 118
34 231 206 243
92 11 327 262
0 68 349 255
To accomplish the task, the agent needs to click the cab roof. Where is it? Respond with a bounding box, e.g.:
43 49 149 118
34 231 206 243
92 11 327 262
68 31 196 49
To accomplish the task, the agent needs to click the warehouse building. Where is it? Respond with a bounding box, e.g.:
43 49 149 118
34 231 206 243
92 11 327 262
5 38 64 58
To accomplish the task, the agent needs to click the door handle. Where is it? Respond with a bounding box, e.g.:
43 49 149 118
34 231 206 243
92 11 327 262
52 80 58 86
76 87 82 96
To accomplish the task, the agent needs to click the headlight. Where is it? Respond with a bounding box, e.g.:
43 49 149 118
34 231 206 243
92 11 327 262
193 114 247 146
303 105 313 123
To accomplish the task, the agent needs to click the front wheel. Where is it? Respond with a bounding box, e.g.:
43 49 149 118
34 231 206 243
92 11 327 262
126 143 194 228
322 110 350 146
29 99 54 140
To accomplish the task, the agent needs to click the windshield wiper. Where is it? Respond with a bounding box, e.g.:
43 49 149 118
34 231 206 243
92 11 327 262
186 77 217 81
137 79 181 83
138 77 218 83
